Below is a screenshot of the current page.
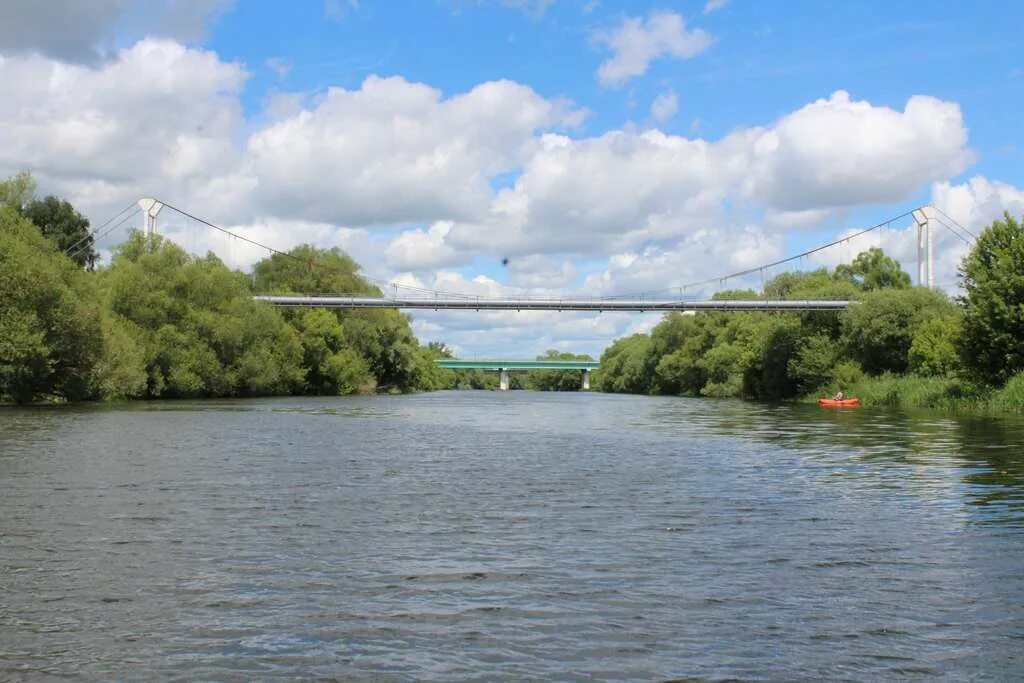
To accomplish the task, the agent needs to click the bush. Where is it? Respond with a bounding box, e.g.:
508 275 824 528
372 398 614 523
841 287 956 375
909 315 961 377
990 374 1024 412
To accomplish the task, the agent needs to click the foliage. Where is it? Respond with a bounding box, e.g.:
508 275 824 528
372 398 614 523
834 247 911 290
908 315 962 377
593 244 1011 412
990 373 1024 412
597 334 652 394
0 206 105 402
0 171 36 212
100 233 307 398
958 212 1024 386
525 350 594 391
23 196 98 270
787 334 839 395
840 287 955 375
827 373 978 410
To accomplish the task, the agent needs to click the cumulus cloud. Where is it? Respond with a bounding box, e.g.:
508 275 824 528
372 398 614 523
743 90 971 211
596 11 713 86
385 222 469 271
0 39 249 225
0 0 231 63
442 90 971 260
931 176 1024 230
580 224 785 298
704 0 729 13
248 76 584 226
504 254 578 288
650 89 679 123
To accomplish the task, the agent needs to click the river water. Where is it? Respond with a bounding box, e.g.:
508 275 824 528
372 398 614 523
2 391 1023 680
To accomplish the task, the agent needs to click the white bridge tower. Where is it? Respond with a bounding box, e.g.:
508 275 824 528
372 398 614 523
137 197 165 244
912 208 934 289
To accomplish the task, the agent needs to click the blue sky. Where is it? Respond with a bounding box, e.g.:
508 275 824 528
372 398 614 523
1 0 1022 356
209 1 1022 168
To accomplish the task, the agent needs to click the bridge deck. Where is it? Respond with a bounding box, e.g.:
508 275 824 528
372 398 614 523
254 296 852 312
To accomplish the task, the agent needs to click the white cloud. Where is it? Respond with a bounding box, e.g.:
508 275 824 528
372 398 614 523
743 90 971 211
385 221 469 271
504 254 578 288
248 76 584 226
444 90 969 259
265 56 293 78
580 224 785 298
931 176 1024 231
596 11 713 87
765 208 835 230
704 0 729 13
0 39 249 226
0 0 231 63
650 89 679 123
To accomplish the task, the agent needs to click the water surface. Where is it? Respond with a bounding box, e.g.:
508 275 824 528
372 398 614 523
2 392 1023 680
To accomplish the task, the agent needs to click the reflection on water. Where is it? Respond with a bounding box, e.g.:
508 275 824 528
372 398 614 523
2 392 1023 680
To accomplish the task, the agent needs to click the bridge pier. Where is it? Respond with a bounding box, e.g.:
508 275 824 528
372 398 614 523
582 369 591 391
499 368 509 391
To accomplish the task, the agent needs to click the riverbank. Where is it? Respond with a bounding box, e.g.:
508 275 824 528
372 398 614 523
798 373 1024 413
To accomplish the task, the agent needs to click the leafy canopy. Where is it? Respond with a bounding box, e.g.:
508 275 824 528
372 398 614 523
958 212 1024 385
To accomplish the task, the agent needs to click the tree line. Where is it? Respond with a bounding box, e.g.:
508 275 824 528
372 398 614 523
0 174 450 403
595 214 1024 411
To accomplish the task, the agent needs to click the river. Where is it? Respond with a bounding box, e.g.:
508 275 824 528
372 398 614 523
2 391 1023 680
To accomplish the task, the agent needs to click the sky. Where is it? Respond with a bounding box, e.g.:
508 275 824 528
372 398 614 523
1 0 1022 358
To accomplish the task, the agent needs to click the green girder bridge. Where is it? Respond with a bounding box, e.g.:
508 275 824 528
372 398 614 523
435 358 600 391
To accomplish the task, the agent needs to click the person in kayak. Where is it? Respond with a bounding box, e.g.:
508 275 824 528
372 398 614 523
833 390 844 401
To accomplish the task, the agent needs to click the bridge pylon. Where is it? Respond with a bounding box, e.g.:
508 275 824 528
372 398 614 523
137 198 165 247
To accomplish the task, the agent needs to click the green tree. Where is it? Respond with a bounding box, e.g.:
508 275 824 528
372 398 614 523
742 315 802 400
598 334 652 394
0 206 105 402
0 171 36 212
834 247 912 291
959 212 1024 385
909 315 961 377
23 196 97 270
841 287 955 375
101 232 305 398
253 244 436 393
651 313 714 395
788 334 840 394
525 350 594 391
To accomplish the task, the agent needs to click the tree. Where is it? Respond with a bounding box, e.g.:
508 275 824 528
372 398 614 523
100 232 306 398
525 350 594 391
0 171 36 212
22 196 97 270
959 212 1024 385
597 334 652 394
0 206 105 402
788 334 839 394
909 315 961 377
841 287 955 375
834 247 911 291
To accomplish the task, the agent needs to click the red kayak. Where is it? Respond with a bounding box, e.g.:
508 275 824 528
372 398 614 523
818 397 860 407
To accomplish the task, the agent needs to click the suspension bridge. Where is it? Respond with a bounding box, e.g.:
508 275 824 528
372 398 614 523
69 198 976 313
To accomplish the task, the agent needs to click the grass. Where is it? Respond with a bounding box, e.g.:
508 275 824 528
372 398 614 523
801 372 1024 413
